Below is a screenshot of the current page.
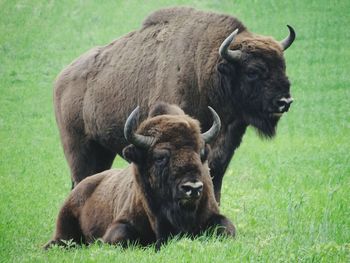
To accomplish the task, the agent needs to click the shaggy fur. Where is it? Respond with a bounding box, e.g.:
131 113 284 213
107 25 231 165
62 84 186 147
45 104 235 250
54 7 295 201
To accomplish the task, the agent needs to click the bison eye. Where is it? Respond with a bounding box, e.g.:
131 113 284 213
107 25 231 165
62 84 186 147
153 154 169 167
154 156 168 166
246 69 259 81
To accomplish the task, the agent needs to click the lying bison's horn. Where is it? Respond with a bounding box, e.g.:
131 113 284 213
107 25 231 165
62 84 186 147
280 25 296 51
219 28 242 63
124 106 156 149
201 107 221 144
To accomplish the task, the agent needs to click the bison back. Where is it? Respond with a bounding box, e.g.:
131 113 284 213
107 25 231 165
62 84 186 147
54 7 245 153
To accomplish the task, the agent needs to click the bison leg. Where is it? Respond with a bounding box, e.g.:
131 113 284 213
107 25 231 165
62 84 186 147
44 205 85 249
211 174 224 203
205 214 236 238
60 133 116 187
209 122 247 203
102 220 139 247
154 216 175 251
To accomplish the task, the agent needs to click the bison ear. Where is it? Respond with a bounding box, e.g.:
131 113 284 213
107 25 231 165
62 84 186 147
123 145 144 164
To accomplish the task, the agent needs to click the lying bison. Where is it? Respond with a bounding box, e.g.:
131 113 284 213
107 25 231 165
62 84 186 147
54 7 295 202
45 103 235 250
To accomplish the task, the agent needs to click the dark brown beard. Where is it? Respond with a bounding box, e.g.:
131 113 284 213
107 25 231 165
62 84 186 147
244 113 279 138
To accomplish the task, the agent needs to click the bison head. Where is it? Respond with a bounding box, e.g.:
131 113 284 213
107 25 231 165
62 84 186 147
217 26 295 137
122 103 220 230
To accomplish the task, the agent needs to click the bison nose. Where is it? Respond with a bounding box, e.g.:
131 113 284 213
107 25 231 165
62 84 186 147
180 181 204 198
276 97 293 113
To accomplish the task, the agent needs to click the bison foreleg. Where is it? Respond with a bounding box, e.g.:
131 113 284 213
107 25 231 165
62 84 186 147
205 214 236 238
43 205 84 249
209 121 247 203
102 220 139 247
154 216 174 251
61 132 116 187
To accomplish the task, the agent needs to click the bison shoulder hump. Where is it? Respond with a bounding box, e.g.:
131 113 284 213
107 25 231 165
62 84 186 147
142 7 196 28
141 7 245 36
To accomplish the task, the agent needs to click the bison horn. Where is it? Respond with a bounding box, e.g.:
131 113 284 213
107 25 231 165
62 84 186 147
219 29 242 62
280 25 296 51
124 106 156 149
201 107 221 144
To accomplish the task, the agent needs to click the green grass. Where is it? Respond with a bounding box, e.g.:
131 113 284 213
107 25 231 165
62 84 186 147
1 0 349 262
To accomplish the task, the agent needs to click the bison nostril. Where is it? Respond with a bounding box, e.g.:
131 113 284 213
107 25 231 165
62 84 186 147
194 185 204 195
278 97 294 106
277 100 287 107
276 97 293 112
181 181 203 197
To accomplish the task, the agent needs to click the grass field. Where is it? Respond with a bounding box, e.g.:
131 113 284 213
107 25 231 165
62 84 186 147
1 0 349 262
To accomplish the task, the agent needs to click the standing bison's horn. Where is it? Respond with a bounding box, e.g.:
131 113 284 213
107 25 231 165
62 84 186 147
201 107 221 144
280 25 296 51
124 106 156 149
219 29 242 62
219 25 296 60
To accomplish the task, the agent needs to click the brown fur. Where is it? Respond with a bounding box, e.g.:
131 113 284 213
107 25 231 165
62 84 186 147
54 7 294 202
45 104 235 250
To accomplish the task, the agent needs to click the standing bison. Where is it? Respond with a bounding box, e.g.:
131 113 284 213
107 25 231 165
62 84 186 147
54 7 295 202
45 103 235 250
